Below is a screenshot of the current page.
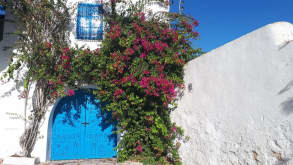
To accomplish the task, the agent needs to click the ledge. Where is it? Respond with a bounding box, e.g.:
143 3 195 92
3 157 40 165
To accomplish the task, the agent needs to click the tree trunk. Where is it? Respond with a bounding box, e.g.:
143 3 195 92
19 80 49 157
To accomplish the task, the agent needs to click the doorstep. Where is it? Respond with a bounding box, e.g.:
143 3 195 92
2 157 40 165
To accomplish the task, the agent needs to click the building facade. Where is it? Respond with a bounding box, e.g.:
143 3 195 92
1 1 293 165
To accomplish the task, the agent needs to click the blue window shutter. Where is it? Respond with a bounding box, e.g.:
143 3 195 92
76 3 103 40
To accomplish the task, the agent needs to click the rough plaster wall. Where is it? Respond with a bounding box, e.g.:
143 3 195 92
0 13 25 158
172 22 293 165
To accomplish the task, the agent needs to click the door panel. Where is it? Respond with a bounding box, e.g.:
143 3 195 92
51 90 117 160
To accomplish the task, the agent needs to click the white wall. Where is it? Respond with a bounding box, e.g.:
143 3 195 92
0 12 25 158
173 22 293 165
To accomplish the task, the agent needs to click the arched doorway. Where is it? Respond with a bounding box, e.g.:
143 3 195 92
50 90 117 160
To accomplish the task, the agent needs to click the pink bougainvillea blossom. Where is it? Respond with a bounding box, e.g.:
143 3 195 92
66 89 75 96
109 24 121 40
171 126 177 133
136 141 143 153
121 77 128 83
48 81 54 85
139 52 146 59
64 47 70 54
114 89 124 98
143 70 150 75
61 55 70 60
155 41 164 52
141 39 153 52
193 31 199 37
193 20 199 26
134 45 139 51
44 42 52 48
128 74 137 83
124 48 134 56
133 22 143 33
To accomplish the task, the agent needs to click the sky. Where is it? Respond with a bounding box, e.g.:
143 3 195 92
170 0 293 52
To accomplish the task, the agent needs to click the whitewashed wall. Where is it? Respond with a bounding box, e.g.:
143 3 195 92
0 12 26 159
173 22 293 165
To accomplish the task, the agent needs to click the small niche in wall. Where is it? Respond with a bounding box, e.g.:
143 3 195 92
188 83 192 92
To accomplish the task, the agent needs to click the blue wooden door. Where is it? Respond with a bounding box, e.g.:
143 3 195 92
51 90 117 160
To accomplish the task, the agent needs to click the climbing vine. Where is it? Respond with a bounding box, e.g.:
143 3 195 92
1 0 201 164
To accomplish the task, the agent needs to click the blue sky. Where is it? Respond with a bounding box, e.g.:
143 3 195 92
170 0 293 52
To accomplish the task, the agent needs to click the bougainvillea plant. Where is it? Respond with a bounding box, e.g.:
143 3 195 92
1 0 201 164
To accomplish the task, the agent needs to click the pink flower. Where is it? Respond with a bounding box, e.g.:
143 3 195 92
140 12 145 22
45 42 52 48
193 32 199 37
133 23 143 33
124 48 134 55
139 77 149 88
141 39 153 52
139 53 146 59
133 39 139 45
111 52 118 59
155 41 163 52
155 41 168 52
64 47 70 54
51 91 57 97
121 77 128 83
171 126 177 133
66 89 75 96
61 55 70 61
143 70 150 75
161 42 168 49
136 142 143 153
134 45 139 51
109 24 121 39
193 20 199 26
128 74 137 83
114 89 124 98
48 81 54 85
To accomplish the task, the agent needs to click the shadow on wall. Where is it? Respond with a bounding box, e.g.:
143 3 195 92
0 12 23 100
279 80 293 115
281 97 293 115
0 12 17 73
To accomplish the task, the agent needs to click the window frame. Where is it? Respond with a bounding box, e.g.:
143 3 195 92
76 3 103 41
